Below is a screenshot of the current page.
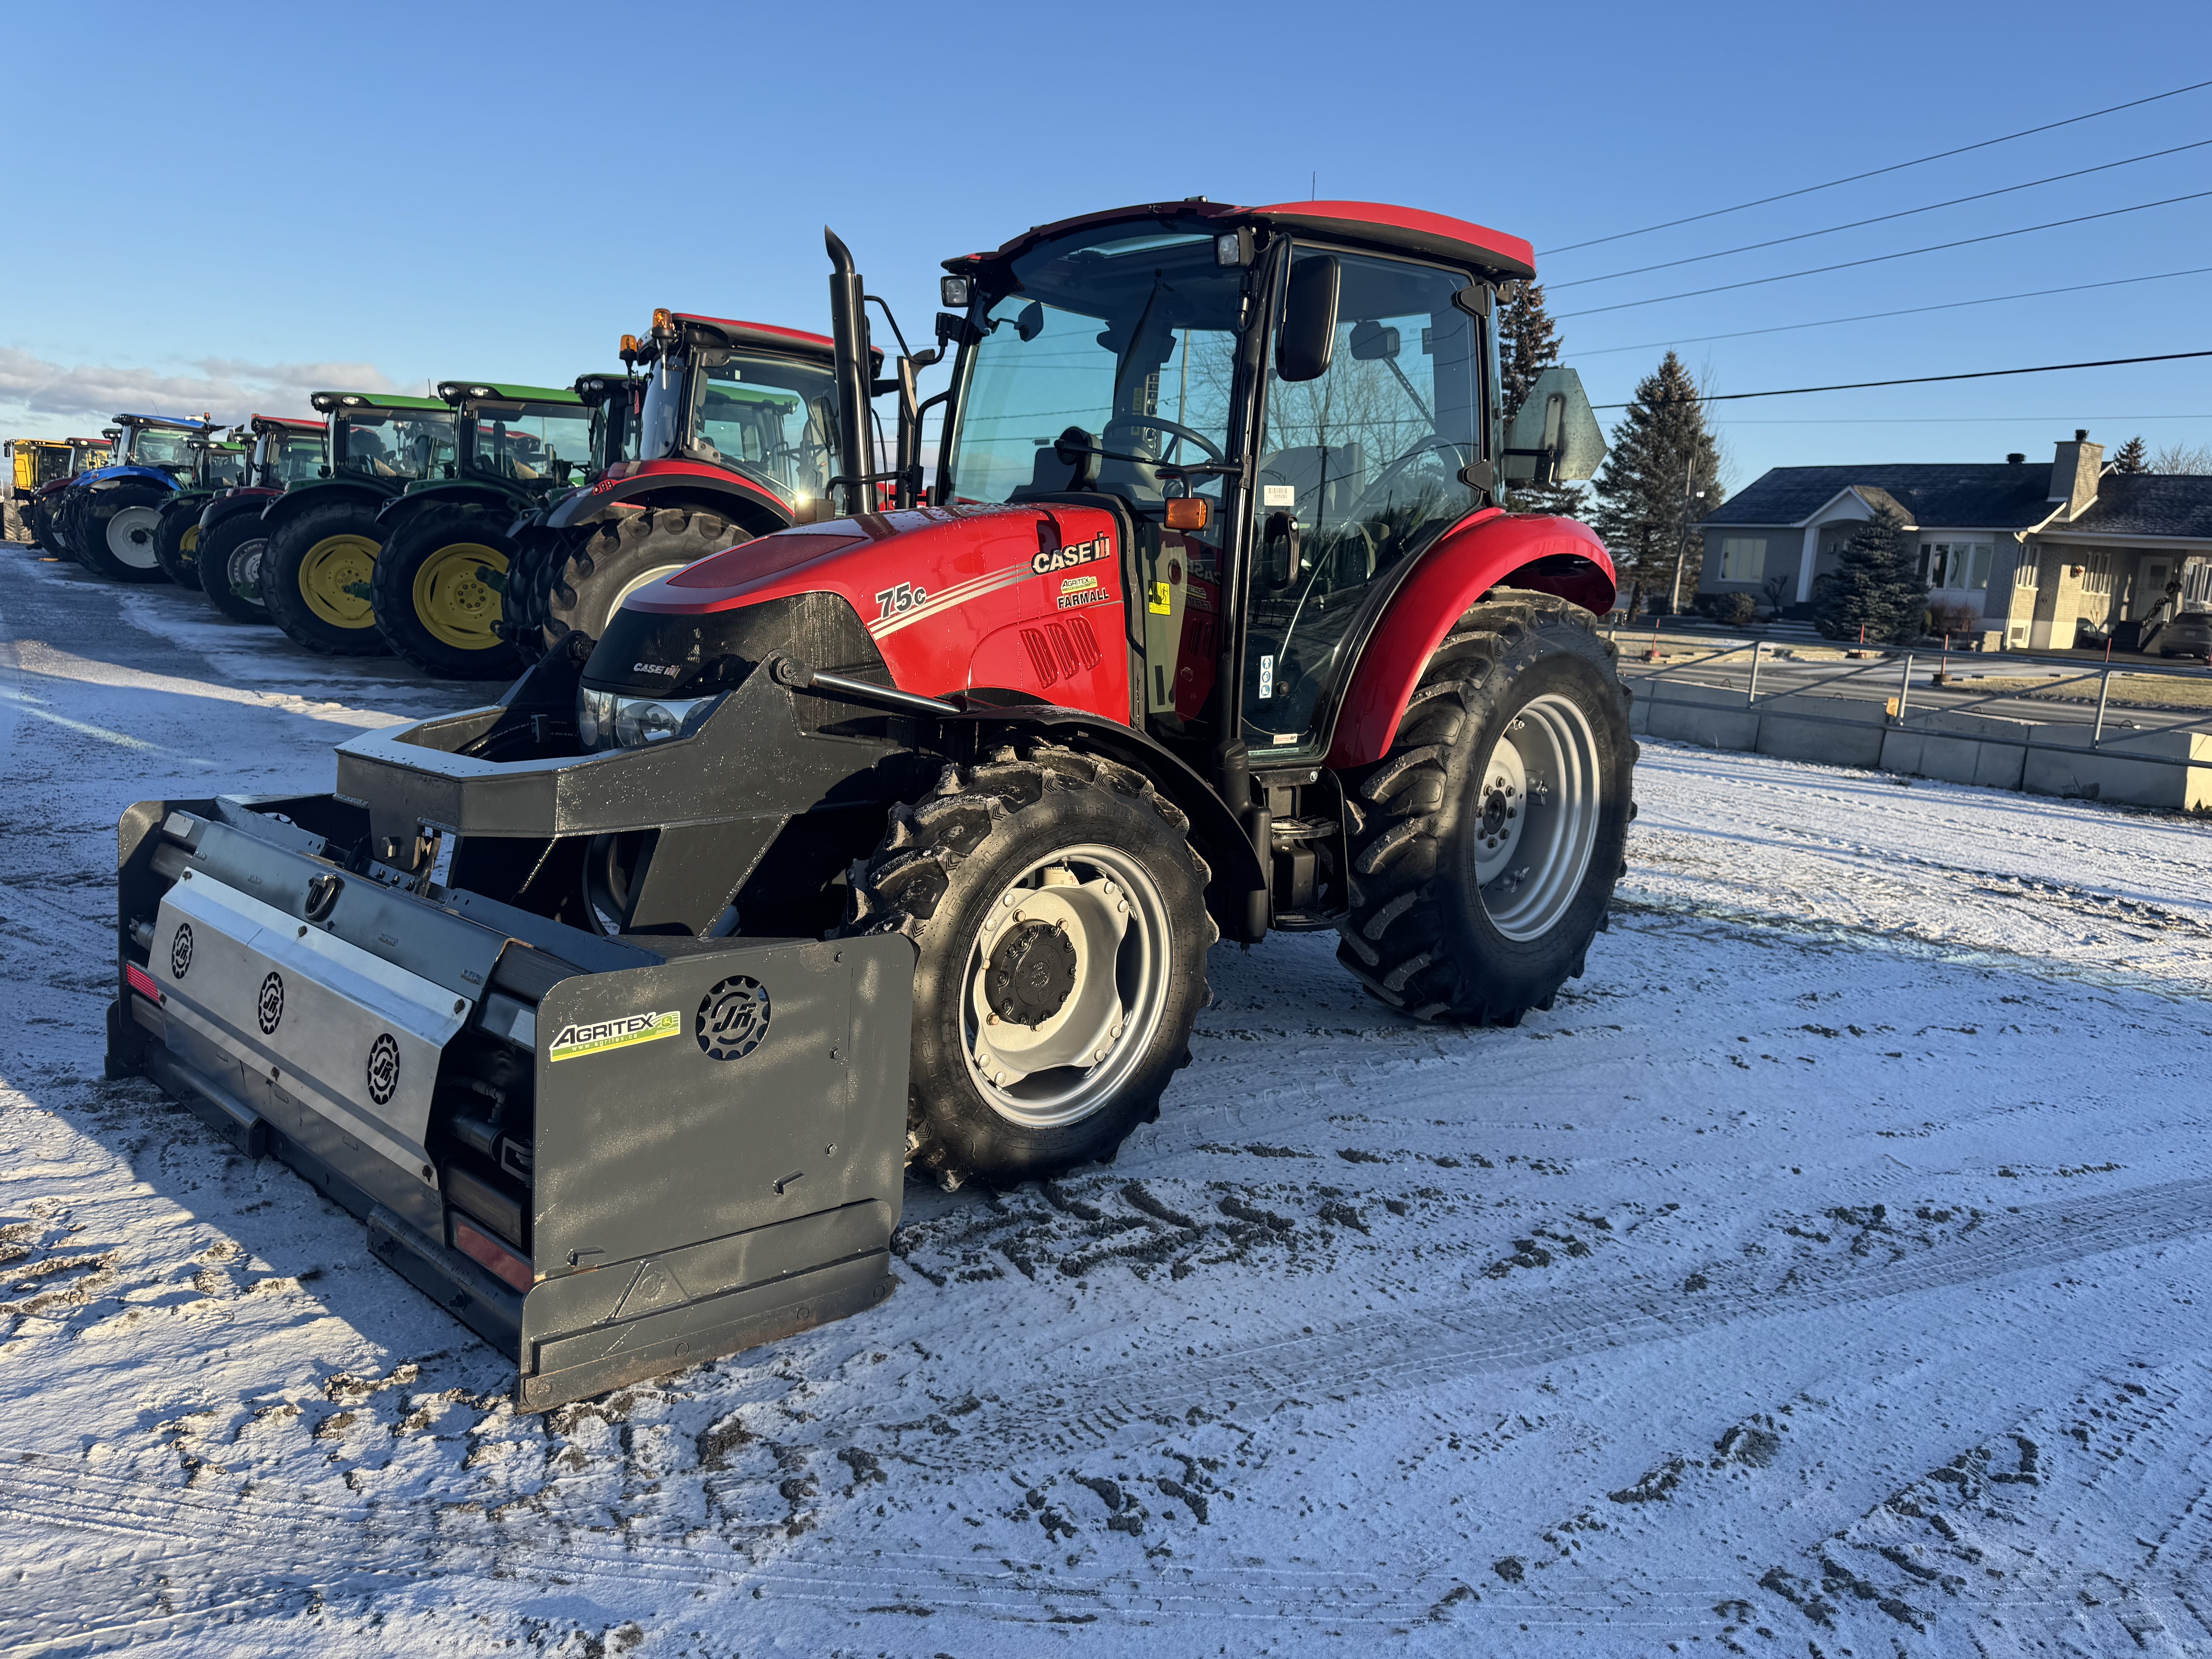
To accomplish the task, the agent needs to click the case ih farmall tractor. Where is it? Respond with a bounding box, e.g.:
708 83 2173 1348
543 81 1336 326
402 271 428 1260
107 200 1620 1410
62 412 219 581
192 413 330 620
256 392 457 654
149 428 251 588
500 313 850 664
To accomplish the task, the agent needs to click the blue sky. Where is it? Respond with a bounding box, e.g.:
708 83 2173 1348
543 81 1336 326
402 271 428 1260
3 0 2208 489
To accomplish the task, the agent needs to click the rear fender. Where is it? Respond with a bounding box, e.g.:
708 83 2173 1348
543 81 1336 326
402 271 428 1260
945 703 1266 939
259 477 398 534
85 467 177 496
548 462 795 534
199 488 283 534
375 479 521 529
1323 513 1616 769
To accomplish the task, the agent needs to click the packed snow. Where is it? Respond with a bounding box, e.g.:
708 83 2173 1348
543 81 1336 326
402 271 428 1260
6 551 2212 1656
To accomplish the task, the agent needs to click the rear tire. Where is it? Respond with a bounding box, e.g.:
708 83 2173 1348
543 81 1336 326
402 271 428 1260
153 498 206 589
70 484 174 582
197 513 277 623
844 743 1215 1187
24 500 61 555
370 504 523 679
1336 589 1635 1024
540 508 744 656
263 499 391 656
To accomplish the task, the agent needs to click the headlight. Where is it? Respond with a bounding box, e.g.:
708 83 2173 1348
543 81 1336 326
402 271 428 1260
578 687 713 750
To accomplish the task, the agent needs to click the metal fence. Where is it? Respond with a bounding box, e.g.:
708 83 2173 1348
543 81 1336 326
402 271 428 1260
1611 628 2212 773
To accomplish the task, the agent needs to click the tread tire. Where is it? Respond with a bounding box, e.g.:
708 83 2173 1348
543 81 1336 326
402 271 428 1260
541 508 743 656
843 742 1216 1188
262 498 392 656
369 503 524 679
1336 588 1635 1024
69 483 174 582
197 512 276 623
152 498 205 589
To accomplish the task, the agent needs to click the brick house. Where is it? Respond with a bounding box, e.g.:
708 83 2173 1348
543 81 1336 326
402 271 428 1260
1692 433 2212 647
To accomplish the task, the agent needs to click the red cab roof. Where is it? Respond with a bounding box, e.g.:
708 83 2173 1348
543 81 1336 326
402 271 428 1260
672 315 837 358
952 198 1537 282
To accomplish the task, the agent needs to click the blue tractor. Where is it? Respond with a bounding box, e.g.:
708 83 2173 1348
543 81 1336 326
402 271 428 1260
60 412 220 582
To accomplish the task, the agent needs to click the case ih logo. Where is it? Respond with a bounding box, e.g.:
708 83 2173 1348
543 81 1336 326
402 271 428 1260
256 971 285 1035
169 923 194 979
696 975 771 1062
366 1033 400 1106
1031 533 1111 575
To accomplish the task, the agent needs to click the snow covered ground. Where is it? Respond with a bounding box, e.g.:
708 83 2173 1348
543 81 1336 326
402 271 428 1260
7 551 2212 1656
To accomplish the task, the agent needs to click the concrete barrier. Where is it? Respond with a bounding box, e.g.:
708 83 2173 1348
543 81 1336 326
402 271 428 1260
1628 675 2210 809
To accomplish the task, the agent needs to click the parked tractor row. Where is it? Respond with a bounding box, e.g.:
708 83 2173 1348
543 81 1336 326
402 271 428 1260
3 314 849 682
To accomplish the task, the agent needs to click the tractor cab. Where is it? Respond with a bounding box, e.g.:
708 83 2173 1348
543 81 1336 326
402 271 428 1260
572 371 641 477
314 391 456 487
10 438 74 494
86 412 218 484
247 413 327 490
434 381 597 498
185 430 250 490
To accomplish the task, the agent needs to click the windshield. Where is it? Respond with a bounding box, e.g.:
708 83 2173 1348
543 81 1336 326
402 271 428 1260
201 447 247 487
333 409 456 480
464 400 595 485
639 349 839 510
76 444 112 474
126 427 196 469
35 448 72 486
947 222 1245 509
258 432 324 486
590 381 641 472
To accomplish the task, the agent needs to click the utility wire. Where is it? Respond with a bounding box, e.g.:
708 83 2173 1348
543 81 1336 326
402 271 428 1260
1541 77 2212 255
1567 265 2212 359
1551 139 2212 289
1558 190 2212 319
1592 349 2212 409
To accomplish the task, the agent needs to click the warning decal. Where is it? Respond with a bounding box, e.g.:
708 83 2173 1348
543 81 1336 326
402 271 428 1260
549 1009 682 1062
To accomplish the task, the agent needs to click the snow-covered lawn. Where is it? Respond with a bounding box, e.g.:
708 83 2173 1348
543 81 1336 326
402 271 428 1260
7 554 2212 1656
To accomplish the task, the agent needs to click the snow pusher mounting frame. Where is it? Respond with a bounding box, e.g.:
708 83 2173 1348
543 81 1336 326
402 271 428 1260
109 759 914 1411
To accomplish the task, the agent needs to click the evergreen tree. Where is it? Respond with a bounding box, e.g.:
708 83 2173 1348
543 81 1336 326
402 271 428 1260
1813 505 1922 643
1589 351 1724 616
2111 434 2149 474
1495 282 1589 517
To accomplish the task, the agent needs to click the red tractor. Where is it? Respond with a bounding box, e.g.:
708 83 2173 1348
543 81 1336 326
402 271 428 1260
501 313 853 662
111 199 1624 1407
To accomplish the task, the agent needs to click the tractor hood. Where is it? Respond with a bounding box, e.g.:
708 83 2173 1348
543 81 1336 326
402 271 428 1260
580 503 1127 711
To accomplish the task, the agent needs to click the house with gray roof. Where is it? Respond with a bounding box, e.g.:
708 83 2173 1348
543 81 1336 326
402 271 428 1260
1693 433 2212 648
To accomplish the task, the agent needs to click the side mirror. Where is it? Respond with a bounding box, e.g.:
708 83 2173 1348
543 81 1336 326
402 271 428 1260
1501 366 1607 484
1275 256 1340 383
1349 319 1399 362
1015 301 1045 343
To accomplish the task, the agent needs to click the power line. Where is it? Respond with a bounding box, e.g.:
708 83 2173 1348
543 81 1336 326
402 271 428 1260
1590 349 2212 410
1558 190 2212 319
1717 414 2212 425
1567 265 2212 359
1550 139 2212 290
1541 77 2212 256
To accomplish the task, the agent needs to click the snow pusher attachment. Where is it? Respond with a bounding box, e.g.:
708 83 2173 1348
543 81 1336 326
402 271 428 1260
110 791 912 1411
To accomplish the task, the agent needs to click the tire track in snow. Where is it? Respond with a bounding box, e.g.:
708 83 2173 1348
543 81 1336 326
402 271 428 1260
7 1175 2212 1644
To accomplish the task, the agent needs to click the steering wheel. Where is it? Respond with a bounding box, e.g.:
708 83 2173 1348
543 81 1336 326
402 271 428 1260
1344 434 1467 521
1103 414 1225 465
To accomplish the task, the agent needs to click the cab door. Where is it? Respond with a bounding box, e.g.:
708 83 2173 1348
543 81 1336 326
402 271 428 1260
1240 245 1494 757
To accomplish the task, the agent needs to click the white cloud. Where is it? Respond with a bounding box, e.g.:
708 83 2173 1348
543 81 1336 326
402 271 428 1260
0 348 395 430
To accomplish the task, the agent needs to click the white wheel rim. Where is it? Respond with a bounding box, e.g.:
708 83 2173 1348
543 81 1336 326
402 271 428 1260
1472 692 1602 941
106 505 164 568
228 538 268 606
963 842 1172 1130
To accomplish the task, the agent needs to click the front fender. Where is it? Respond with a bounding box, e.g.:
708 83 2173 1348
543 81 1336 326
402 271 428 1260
1322 512 1616 770
199 488 283 534
547 462 793 534
86 466 178 495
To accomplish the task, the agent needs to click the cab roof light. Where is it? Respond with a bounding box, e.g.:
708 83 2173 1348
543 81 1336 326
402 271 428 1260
651 308 676 338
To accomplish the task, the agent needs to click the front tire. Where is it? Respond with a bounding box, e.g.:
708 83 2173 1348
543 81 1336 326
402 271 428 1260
70 484 174 582
262 499 391 656
845 744 1215 1187
1337 589 1635 1024
153 498 206 589
370 504 523 679
538 507 744 656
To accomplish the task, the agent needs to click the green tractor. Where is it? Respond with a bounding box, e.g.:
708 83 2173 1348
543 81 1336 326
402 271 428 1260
194 414 331 621
149 428 252 588
258 392 456 656
366 379 608 677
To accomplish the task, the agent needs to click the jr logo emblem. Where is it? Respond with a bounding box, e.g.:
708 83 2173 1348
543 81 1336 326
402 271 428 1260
696 975 771 1061
366 1033 400 1106
169 923 194 979
256 970 285 1035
